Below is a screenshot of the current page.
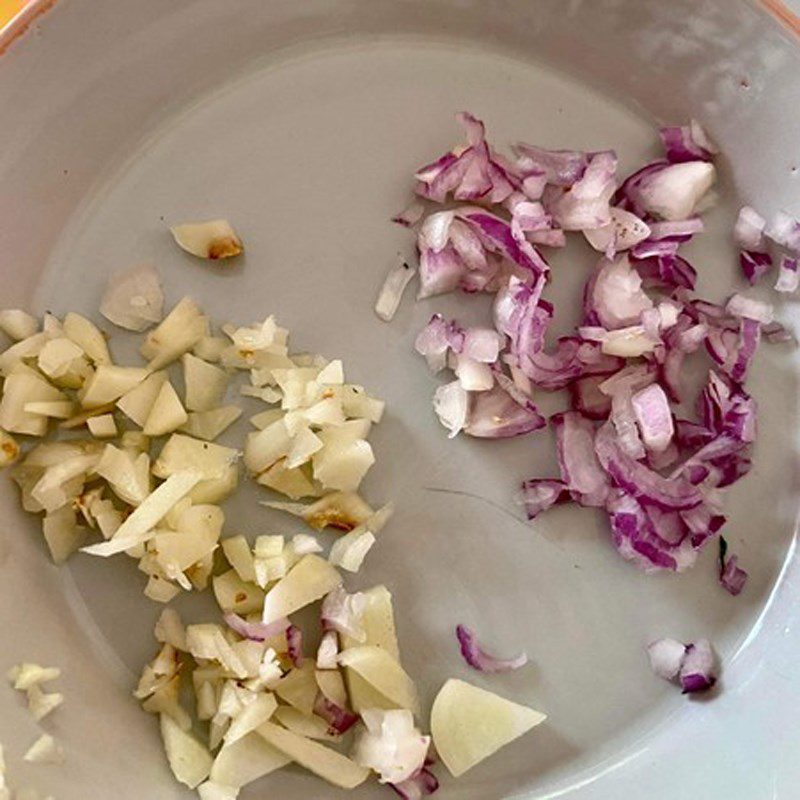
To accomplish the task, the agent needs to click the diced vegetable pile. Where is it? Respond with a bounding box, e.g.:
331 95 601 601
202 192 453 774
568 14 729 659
380 112 797 593
0 234 546 797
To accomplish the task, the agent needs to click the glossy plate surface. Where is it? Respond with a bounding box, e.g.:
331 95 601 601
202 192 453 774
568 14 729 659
0 2 798 797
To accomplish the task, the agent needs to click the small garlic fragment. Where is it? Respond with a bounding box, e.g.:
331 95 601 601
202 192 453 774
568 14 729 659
170 220 243 260
23 733 64 764
0 429 20 467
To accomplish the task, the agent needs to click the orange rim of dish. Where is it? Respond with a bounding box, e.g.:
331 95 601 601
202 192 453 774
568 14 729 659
0 1 798 58
760 0 800 36
0 0 58 56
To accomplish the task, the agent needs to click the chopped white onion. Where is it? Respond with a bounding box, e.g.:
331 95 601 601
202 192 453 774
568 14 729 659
375 261 417 322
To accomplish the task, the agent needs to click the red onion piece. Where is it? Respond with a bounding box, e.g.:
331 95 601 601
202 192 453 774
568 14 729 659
519 479 569 520
455 625 528 673
415 314 465 373
392 200 426 228
313 694 359 735
391 769 440 799
595 423 704 511
463 379 545 439
725 294 774 324
631 383 674 454
718 536 748 596
512 142 604 187
659 123 715 163
590 256 654 330
414 113 517 204
223 613 289 642
765 210 800 253
647 637 717 693
394 112 788 590
552 412 609 506
739 250 773 285
545 151 618 231
647 218 704 240
417 244 467 300
734 206 767 251
680 639 717 693
286 624 304 668
628 161 716 222
775 254 799 293
569 375 612 420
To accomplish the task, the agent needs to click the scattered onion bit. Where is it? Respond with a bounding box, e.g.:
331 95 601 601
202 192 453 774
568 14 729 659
455 625 528 673
647 637 717 694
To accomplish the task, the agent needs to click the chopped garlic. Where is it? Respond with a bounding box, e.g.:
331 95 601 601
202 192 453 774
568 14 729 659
117 370 167 427
0 308 38 340
143 381 188 436
0 742 8 800
0 369 67 436
254 535 283 559
23 400 75 419
96 445 150 506
81 470 202 556
80 365 149 409
198 782 239 800
0 429 20 467
27 684 64 721
181 406 242 441
316 631 339 670
170 219 243 260
145 575 181 603
193 336 228 363
8 663 61 691
37 337 84 380
289 533 324 557
0 283 401 799
86 413 117 438
23 734 64 765
154 610 187 652
328 528 376 573
141 297 209 370
186 625 248 678
43 506 88 563
160 714 212 789
63 312 111 366
183 354 229 412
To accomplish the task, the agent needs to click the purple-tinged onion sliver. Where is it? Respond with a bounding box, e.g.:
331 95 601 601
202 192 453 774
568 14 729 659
391 768 440 799
455 624 528 673
647 637 717 694
313 694 359 735
286 624 304 668
224 613 289 642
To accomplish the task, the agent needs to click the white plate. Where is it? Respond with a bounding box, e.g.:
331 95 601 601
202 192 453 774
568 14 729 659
1 1 798 798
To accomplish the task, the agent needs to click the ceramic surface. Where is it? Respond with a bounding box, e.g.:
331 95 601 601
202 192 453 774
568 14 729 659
0 2 798 798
